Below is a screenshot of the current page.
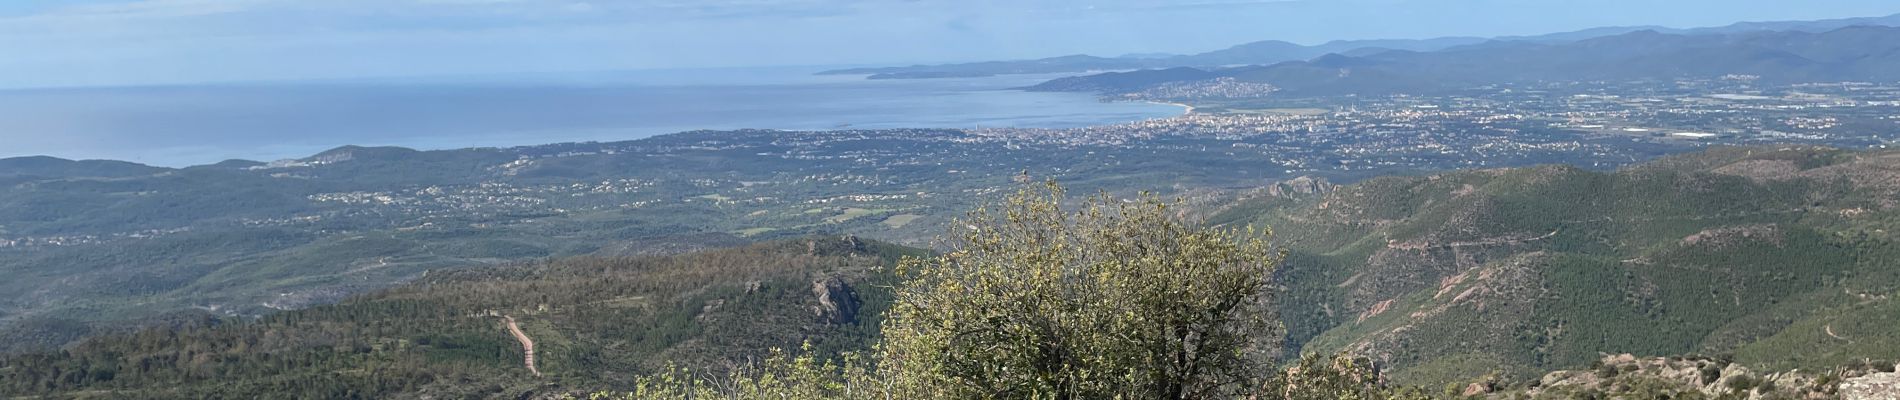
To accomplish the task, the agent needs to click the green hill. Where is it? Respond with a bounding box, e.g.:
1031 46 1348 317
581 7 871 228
0 237 917 399
1209 146 1900 386
8 146 1900 398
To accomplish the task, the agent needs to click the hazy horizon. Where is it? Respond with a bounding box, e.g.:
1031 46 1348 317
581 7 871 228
3 0 1899 89
0 68 1184 166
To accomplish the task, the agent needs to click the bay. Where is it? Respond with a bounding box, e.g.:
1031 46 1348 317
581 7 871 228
0 67 1182 167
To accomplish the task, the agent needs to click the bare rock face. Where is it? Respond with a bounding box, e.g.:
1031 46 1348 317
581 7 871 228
807 235 866 257
1461 380 1498 397
1513 354 1895 399
1708 363 1756 394
1539 369 1601 389
811 276 861 325
1844 370 1900 400
1267 176 1335 198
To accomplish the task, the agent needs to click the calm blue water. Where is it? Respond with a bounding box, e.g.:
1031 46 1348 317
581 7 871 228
0 67 1181 167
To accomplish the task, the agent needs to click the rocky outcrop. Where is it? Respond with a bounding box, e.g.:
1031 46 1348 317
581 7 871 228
1844 370 1900 400
811 276 861 325
1512 354 1897 399
1267 176 1335 198
1680 224 1784 249
806 235 866 257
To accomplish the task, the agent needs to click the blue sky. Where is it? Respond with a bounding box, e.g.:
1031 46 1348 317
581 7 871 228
2 0 1898 88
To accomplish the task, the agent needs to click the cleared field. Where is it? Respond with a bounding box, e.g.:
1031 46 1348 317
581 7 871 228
881 214 924 228
826 208 890 224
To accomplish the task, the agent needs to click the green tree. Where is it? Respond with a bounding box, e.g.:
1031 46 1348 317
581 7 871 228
876 182 1284 399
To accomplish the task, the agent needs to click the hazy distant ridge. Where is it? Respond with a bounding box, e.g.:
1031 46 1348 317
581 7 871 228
821 13 1900 80
1029 25 1900 96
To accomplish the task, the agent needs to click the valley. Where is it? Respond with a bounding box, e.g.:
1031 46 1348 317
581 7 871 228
5 146 1898 398
6 9 1900 399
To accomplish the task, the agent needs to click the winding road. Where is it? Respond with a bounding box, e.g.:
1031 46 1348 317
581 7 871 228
501 315 541 377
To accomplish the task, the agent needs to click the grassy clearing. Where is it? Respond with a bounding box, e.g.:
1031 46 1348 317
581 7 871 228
826 208 890 224
880 214 924 228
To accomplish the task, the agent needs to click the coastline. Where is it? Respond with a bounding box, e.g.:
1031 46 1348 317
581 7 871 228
1146 101 1196 116
0 73 1177 168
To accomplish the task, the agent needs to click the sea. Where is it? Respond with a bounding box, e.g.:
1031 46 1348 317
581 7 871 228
0 67 1183 167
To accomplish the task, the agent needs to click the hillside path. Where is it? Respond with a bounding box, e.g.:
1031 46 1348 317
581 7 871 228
1826 323 1851 341
502 315 542 377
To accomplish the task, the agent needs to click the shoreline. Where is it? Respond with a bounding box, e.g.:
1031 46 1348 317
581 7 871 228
1145 100 1196 116
0 73 1172 169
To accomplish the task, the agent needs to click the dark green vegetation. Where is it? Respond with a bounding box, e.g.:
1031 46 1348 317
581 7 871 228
0 129 1297 353
1031 26 1900 96
4 148 1900 398
0 186 1427 399
3 123 1682 354
0 237 915 398
533 184 1427 399
1209 146 1900 387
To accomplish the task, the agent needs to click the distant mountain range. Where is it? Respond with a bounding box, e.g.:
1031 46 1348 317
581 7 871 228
818 13 1900 80
1029 25 1900 96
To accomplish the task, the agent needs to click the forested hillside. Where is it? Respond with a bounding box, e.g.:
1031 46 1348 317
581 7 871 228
7 146 1900 399
1210 146 1900 387
0 237 917 399
0 128 1335 354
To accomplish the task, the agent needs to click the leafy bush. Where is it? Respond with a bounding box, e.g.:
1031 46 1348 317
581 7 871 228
877 182 1283 399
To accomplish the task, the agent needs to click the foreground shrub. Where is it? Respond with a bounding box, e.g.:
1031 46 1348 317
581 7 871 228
877 182 1284 399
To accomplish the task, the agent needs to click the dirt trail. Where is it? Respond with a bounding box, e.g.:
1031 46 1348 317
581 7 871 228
501 315 541 377
1388 230 1560 251
1826 323 1851 341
